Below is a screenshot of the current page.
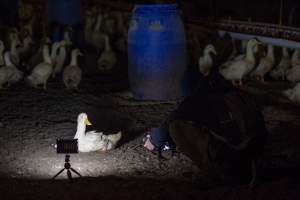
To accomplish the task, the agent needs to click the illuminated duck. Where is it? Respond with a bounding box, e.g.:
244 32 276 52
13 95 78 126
74 113 122 152
198 44 217 76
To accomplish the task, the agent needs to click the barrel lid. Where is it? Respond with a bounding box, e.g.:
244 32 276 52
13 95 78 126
133 4 178 13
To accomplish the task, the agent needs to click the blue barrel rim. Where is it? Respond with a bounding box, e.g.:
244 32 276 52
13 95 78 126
133 3 178 13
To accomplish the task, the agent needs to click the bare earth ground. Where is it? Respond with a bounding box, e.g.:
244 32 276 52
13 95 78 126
0 54 300 199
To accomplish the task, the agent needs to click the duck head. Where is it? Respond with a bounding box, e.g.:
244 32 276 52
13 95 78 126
78 113 92 126
204 44 217 55
74 48 83 56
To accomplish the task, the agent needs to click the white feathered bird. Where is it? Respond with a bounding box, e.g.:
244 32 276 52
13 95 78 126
52 40 67 78
286 66 300 83
198 44 217 76
0 52 15 89
251 44 275 82
74 113 122 152
97 34 116 70
283 83 300 105
291 49 300 67
63 49 83 89
270 47 291 80
27 45 53 89
219 38 261 85
0 40 5 66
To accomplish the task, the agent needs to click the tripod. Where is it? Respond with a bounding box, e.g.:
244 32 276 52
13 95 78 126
52 154 82 182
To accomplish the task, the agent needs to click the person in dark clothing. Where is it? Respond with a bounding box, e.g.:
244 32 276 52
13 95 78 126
144 68 268 187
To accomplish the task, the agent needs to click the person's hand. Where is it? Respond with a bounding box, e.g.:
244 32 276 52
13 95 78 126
144 137 155 151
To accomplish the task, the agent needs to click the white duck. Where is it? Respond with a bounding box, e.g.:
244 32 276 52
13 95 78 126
50 41 61 66
270 47 291 80
63 49 83 89
97 34 116 70
291 49 300 67
27 45 53 89
10 37 21 66
4 51 23 85
0 52 15 89
91 12 105 51
283 83 300 105
219 38 261 85
63 26 73 46
114 12 127 53
198 44 217 76
74 113 122 152
286 66 300 82
84 13 95 45
0 40 5 66
228 38 237 60
52 40 67 78
251 44 275 82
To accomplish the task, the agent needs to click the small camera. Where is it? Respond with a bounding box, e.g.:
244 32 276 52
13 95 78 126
56 139 78 154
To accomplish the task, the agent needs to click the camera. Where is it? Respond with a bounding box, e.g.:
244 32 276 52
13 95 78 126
56 139 78 154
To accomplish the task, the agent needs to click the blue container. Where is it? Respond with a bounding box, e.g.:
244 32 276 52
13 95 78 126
47 0 81 26
128 4 187 100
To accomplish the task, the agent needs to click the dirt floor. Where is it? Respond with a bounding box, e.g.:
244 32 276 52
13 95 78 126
0 53 300 199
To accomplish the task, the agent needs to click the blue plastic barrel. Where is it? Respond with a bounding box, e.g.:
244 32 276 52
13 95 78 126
128 4 187 100
47 0 81 26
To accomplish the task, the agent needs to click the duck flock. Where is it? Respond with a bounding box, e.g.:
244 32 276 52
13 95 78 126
0 5 129 91
197 36 300 105
0 3 299 105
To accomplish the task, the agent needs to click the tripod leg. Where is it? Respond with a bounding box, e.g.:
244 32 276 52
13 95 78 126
67 169 73 182
52 168 65 180
70 168 82 177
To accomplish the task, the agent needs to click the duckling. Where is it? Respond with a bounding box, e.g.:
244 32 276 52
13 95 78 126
198 44 217 76
219 38 261 85
0 40 5 66
52 40 67 78
291 49 300 67
251 44 275 82
63 49 83 89
97 34 116 70
74 113 122 152
283 83 300 105
27 45 53 89
270 47 291 80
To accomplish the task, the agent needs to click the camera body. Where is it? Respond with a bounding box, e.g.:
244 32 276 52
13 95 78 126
56 139 78 154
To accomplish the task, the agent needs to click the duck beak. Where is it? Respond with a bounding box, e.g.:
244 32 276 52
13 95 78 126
85 118 92 126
